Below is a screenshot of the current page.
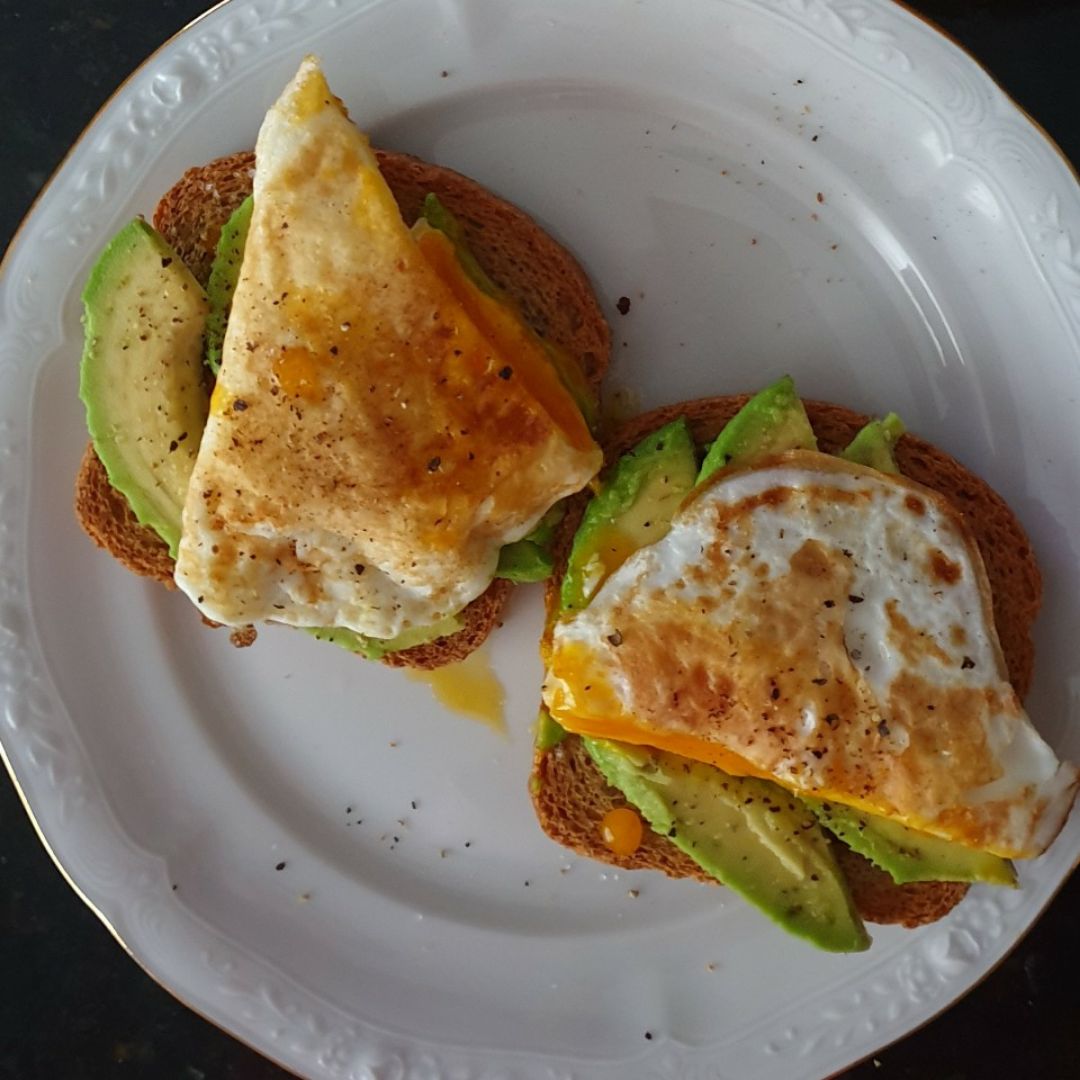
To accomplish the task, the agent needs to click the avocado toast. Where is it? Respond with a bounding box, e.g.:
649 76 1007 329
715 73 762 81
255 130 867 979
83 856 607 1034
75 58 609 669
532 379 1074 950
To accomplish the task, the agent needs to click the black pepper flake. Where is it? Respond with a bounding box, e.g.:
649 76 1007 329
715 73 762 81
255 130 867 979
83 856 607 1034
354 564 365 575
848 594 864 604
961 656 975 670
825 713 839 728
811 677 827 686
823 599 835 608
232 399 248 412
168 439 178 452
644 1032 653 1041
275 861 287 871
330 345 339 356
411 800 418 810
498 365 513 380
607 630 624 647
878 720 890 737
427 456 441 472
616 296 632 315
161 257 173 268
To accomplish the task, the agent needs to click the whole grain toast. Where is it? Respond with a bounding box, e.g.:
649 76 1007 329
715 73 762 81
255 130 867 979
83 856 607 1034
75 149 610 669
532 396 1042 926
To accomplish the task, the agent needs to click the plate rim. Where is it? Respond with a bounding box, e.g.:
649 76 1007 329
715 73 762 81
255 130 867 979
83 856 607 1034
2 1 1079 1077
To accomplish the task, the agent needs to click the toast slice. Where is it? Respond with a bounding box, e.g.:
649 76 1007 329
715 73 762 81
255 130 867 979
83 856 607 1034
74 149 610 669
532 396 1041 926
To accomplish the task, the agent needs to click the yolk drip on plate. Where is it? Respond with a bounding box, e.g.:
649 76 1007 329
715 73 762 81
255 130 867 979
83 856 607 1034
407 648 506 733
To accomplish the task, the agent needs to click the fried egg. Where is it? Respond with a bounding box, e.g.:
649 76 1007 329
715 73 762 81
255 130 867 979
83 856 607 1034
544 450 1077 859
174 57 600 639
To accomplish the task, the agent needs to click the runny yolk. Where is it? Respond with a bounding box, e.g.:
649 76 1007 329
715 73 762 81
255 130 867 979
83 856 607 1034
414 227 596 453
601 807 644 857
406 648 506 733
545 643 774 780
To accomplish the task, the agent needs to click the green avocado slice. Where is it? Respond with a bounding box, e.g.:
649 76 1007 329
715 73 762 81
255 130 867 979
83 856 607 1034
496 504 566 583
309 611 464 661
803 797 1017 886
204 195 253 376
80 218 209 557
841 412 905 474
697 374 816 483
560 417 698 613
535 706 568 751
585 739 870 952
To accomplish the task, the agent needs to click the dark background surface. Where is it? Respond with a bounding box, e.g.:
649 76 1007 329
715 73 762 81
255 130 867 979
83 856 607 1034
1 1 1078 1077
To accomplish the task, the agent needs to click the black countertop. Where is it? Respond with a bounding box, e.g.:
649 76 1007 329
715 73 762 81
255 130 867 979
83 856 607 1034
1 1 1077 1077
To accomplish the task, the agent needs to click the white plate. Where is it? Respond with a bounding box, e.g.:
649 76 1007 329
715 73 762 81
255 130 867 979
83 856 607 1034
2 1 1079 1076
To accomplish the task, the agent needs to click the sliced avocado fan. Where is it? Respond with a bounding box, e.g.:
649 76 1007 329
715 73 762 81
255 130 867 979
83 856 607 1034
586 740 870 952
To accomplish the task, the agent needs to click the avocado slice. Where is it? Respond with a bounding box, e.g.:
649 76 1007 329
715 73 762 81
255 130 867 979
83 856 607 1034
496 540 554 584
535 706 568 751
585 740 870 952
204 195 253 376
803 797 1017 886
697 375 816 483
841 412 905 474
561 417 698 613
496 504 565 583
310 611 464 661
80 218 210 557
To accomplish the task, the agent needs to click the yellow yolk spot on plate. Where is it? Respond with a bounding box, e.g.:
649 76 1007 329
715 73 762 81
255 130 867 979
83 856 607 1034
407 648 506 733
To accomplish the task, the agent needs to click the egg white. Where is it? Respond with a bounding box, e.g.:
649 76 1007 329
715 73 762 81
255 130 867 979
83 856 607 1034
174 57 599 639
545 453 1077 858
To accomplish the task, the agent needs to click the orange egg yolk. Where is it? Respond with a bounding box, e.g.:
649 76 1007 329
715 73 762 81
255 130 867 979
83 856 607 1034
415 227 595 453
601 806 644 857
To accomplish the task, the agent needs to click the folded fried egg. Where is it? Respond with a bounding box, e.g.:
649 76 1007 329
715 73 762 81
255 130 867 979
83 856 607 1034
174 57 600 639
544 450 1078 859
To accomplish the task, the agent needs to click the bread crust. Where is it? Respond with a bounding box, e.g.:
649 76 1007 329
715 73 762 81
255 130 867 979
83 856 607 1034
74 149 610 670
532 395 1042 927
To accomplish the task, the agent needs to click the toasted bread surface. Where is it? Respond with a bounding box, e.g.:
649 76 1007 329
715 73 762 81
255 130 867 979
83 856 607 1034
532 395 1042 926
75 149 610 669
